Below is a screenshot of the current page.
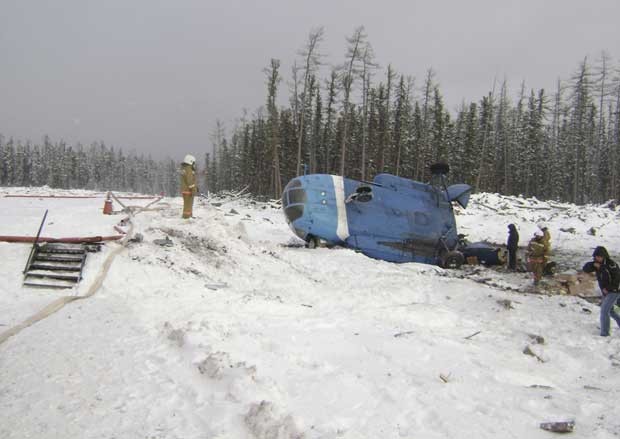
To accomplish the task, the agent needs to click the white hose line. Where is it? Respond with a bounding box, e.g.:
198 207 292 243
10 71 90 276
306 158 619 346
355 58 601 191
0 243 127 345
0 196 158 346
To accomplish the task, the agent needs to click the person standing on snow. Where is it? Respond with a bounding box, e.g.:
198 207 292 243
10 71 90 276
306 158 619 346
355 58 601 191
180 154 198 219
540 225 551 256
507 224 519 270
582 246 620 337
526 231 546 285
537 224 555 275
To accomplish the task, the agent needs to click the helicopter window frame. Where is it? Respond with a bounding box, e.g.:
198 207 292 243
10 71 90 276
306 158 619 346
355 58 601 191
287 179 302 189
288 189 307 205
284 205 304 223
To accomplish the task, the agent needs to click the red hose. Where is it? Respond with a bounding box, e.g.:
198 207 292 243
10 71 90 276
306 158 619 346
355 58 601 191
4 195 158 199
0 235 124 243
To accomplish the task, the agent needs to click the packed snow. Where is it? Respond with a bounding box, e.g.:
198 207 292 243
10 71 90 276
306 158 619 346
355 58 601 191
1 186 619 439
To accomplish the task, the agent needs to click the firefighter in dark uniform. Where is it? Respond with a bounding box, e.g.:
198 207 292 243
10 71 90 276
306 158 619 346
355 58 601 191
507 223 519 270
181 154 197 219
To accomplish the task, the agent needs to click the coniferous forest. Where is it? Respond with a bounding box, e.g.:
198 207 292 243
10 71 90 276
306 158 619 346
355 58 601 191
2 27 619 205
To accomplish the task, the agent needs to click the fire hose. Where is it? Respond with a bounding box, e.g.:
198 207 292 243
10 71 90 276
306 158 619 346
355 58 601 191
0 194 163 346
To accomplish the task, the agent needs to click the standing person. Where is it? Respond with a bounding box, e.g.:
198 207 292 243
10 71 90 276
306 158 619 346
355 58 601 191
180 154 198 219
582 246 620 337
537 224 555 275
540 225 551 255
507 224 519 270
540 225 552 264
526 231 546 285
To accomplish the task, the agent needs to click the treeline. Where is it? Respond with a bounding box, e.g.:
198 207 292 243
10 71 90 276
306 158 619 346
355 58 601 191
0 135 180 195
2 27 619 205
206 27 620 205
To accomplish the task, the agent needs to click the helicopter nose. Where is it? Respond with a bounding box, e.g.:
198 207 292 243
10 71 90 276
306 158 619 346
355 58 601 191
282 179 307 224
281 175 350 244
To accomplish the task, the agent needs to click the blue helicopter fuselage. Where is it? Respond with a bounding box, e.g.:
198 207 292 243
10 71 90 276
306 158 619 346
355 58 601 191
282 173 471 265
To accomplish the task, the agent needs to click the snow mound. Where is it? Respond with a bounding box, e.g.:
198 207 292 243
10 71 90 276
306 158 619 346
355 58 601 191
2 187 620 439
245 401 305 439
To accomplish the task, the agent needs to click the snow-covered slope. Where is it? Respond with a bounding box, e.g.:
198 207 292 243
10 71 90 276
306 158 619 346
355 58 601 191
1 188 619 439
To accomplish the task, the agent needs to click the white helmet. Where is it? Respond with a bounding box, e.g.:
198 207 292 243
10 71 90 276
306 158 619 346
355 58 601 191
182 154 196 165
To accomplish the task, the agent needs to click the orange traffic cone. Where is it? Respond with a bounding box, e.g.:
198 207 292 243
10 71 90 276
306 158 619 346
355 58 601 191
103 193 113 215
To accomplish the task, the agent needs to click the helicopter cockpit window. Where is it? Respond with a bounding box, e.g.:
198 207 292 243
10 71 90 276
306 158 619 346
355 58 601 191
288 189 307 204
284 205 304 223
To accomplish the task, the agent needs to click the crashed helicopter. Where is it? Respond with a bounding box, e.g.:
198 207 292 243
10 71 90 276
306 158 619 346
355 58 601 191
281 163 472 268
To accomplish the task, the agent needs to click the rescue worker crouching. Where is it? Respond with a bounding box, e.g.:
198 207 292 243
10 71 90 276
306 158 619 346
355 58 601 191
181 154 198 219
527 231 546 285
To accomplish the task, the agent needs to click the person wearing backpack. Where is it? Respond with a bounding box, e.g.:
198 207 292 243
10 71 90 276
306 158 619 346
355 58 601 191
582 246 620 337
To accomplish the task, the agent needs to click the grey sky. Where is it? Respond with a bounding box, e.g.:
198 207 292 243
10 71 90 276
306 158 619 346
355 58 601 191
1 0 619 160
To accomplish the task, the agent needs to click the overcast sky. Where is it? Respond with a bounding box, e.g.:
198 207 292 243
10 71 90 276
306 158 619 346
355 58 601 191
1 0 619 160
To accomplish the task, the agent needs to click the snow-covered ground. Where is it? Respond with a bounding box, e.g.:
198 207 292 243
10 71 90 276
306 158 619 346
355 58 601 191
1 186 619 439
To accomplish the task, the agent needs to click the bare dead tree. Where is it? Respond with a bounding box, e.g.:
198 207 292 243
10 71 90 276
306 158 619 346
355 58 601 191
474 79 496 192
339 26 367 177
380 64 395 174
415 68 435 181
322 69 339 174
264 59 282 198
394 75 414 177
611 81 620 199
295 27 325 176
595 51 612 155
359 42 378 180
290 61 300 135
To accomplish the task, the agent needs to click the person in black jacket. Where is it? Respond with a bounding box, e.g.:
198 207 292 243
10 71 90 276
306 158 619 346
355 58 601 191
507 224 519 270
583 246 620 336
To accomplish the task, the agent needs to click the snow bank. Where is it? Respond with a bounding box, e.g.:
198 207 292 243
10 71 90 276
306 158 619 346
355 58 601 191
1 188 619 438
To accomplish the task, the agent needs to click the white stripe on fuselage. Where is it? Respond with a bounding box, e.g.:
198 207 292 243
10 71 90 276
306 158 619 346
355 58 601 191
332 175 350 241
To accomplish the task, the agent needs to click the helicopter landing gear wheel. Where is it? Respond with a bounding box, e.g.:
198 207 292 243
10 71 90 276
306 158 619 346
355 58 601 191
306 236 319 249
442 251 464 269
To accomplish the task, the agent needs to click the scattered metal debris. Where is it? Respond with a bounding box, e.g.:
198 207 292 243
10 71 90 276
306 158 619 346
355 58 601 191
464 331 481 340
153 236 173 247
204 283 228 290
129 233 143 243
523 345 545 363
528 334 545 345
539 420 574 433
497 299 514 310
